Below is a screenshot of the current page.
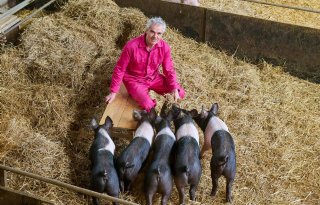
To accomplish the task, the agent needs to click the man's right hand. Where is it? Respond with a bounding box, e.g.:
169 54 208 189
105 92 116 104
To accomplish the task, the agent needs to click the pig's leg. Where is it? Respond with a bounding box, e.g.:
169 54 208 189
126 179 133 191
189 184 197 200
210 177 219 197
92 197 99 205
161 192 171 205
160 180 172 205
90 177 105 205
146 192 154 205
119 180 124 192
226 177 234 202
177 186 185 205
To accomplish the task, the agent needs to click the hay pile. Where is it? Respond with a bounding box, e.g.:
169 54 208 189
0 0 319 204
201 0 320 29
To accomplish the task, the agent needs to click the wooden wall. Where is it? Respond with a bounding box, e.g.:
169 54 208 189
114 0 320 83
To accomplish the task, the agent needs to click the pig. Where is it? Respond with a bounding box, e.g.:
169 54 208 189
144 105 176 205
89 116 120 205
116 108 157 192
165 0 200 6
190 103 236 202
170 105 202 205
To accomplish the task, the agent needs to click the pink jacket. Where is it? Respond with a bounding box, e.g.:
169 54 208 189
109 34 179 93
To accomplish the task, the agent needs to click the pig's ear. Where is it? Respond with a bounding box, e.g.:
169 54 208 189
200 105 207 118
167 110 174 121
160 101 169 117
210 103 219 115
105 116 113 129
133 110 142 121
189 109 198 118
149 108 157 120
91 118 99 130
171 104 181 116
155 116 162 124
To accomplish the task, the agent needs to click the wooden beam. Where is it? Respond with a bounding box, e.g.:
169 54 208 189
0 164 139 205
0 186 54 205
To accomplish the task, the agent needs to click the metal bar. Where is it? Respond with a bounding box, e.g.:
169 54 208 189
3 0 56 35
0 164 139 205
241 0 320 14
0 168 7 187
0 0 35 20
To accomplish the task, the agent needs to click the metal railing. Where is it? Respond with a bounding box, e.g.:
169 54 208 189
0 0 58 35
0 164 139 205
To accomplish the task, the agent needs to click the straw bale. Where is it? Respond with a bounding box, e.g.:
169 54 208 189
0 65 74 141
62 0 122 37
117 8 148 43
21 15 100 90
201 0 320 29
0 48 29 87
1 117 85 204
25 84 75 140
0 114 20 159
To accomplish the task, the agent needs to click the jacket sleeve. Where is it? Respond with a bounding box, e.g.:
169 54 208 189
162 43 179 91
109 44 131 93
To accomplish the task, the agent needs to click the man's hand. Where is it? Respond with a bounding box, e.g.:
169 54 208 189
172 89 180 102
105 92 117 104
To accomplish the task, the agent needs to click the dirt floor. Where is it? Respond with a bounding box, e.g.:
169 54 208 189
0 0 319 204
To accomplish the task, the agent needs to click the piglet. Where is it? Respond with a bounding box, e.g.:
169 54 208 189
116 108 157 192
191 103 236 202
89 116 120 205
171 105 202 205
144 106 176 205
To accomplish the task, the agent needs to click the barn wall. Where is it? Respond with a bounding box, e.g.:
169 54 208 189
114 0 320 83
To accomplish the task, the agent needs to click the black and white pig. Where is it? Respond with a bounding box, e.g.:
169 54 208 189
144 109 176 205
190 103 236 202
116 108 157 192
89 116 120 205
170 105 202 205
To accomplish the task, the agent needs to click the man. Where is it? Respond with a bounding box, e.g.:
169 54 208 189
105 17 185 111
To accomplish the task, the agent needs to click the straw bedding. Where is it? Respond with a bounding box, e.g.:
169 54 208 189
0 0 319 204
201 0 320 29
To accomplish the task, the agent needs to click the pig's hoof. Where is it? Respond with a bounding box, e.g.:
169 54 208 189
210 190 217 197
226 196 232 203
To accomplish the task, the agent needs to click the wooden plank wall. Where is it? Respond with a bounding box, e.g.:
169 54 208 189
205 11 320 83
114 0 320 83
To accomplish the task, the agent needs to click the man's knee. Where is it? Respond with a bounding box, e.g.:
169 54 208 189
129 92 156 111
137 98 156 112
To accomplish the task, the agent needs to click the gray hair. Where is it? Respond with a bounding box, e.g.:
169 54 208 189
146 17 166 33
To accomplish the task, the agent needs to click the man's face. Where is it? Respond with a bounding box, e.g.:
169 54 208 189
145 24 164 48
